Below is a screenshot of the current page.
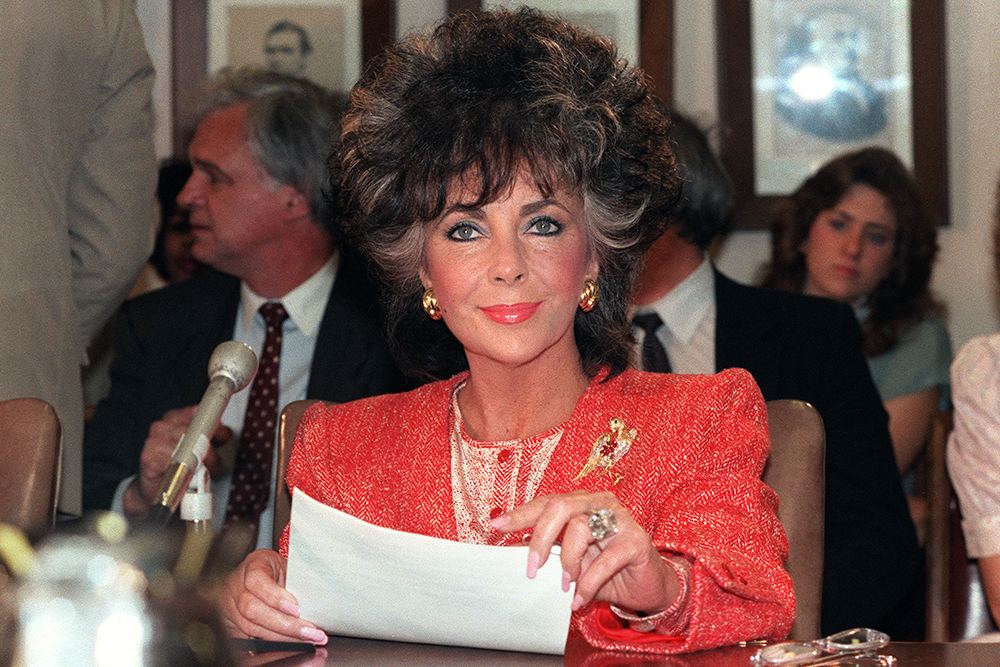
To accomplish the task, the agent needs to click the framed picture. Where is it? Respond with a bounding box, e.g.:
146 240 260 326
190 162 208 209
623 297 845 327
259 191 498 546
207 0 362 94
486 0 641 63
450 0 673 105
717 0 948 228
171 0 395 153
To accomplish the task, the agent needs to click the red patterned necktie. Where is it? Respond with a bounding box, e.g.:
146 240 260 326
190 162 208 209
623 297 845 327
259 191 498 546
225 302 289 531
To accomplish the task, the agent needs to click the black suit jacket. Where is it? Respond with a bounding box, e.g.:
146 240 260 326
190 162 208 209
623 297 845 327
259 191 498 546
82 252 410 510
713 270 923 637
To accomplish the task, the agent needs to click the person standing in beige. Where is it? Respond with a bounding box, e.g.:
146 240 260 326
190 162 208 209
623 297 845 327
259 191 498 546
0 0 156 516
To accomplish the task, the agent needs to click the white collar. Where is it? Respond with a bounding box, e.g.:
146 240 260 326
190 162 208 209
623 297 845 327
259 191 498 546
645 256 714 345
238 250 339 337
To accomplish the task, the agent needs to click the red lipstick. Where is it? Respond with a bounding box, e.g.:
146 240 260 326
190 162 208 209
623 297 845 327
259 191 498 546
480 302 540 324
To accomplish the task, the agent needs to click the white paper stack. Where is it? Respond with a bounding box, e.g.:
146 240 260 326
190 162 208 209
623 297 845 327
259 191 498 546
285 489 574 655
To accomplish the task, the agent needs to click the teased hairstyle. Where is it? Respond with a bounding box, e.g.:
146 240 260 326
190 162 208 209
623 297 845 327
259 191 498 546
266 20 313 56
335 8 678 381
192 68 345 236
762 146 940 356
667 112 733 249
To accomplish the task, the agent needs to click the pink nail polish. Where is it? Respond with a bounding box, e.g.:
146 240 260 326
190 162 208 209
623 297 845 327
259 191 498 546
489 515 509 529
278 600 301 617
526 550 540 579
300 627 328 645
562 570 572 592
571 594 584 611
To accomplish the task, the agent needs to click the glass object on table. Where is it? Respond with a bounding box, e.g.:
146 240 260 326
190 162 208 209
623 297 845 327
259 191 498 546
751 627 893 666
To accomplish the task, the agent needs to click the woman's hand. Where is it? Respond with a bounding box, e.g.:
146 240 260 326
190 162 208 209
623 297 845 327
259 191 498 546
220 549 328 645
490 490 679 615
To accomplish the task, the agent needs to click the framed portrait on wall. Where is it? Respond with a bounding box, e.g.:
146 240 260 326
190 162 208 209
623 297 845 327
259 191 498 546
717 0 947 228
751 1 912 196
207 0 362 94
170 0 395 154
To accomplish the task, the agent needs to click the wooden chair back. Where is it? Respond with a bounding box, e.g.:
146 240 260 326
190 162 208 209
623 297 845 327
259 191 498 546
763 399 826 641
0 397 62 532
925 409 953 640
273 399 324 550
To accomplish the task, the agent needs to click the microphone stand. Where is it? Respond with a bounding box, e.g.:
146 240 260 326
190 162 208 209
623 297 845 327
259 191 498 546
173 463 215 587
145 341 257 526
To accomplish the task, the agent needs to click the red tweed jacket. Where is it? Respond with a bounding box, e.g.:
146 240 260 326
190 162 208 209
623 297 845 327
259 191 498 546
283 367 794 654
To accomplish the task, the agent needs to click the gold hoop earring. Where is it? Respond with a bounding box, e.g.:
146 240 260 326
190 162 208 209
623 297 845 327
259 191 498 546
579 279 598 312
422 288 443 320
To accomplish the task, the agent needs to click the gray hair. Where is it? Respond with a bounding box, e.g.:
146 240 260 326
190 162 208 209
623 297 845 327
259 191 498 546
193 68 345 230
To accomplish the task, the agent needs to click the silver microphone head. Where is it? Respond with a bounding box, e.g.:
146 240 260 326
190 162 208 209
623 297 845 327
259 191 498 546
207 341 258 390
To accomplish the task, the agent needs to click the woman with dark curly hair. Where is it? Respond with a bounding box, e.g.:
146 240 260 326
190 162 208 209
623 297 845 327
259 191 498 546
222 8 793 654
762 147 951 498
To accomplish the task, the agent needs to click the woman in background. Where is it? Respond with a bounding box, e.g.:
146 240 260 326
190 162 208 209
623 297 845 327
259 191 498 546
222 8 794 654
763 147 950 532
145 158 206 288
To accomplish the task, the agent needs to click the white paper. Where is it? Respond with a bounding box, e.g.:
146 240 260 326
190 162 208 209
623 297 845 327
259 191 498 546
285 489 574 655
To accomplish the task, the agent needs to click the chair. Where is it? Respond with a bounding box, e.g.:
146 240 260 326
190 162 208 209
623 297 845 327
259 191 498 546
763 399 826 641
273 399 324 550
924 409 953 640
924 409 1000 641
0 397 62 532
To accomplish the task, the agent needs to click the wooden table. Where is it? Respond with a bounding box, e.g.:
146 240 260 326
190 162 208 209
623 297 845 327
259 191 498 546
234 635 1000 667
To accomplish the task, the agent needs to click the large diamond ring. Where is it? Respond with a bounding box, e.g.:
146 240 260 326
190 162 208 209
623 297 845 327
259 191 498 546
587 509 618 541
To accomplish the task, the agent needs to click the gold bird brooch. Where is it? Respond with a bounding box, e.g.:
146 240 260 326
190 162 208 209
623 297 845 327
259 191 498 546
573 417 636 484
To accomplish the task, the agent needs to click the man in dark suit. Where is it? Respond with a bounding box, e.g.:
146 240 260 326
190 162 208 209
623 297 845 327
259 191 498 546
82 70 409 548
632 113 924 637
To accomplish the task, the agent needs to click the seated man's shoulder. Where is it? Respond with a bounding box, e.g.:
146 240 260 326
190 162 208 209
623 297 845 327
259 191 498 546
123 269 237 319
110 270 239 351
734 279 853 327
722 278 861 352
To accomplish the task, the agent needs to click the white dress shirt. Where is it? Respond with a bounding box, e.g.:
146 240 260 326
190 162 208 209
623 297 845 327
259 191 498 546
634 256 716 375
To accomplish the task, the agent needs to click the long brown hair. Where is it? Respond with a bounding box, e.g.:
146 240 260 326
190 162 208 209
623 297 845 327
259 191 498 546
762 147 940 356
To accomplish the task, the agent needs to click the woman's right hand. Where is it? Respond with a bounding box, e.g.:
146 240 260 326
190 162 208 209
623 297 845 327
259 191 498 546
220 549 328 645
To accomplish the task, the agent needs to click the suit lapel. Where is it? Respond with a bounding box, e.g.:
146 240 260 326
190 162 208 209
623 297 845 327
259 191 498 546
166 272 242 406
306 251 383 400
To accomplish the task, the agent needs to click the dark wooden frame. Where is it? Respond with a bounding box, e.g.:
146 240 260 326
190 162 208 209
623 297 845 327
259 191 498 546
170 0 395 154
447 0 674 105
717 0 948 229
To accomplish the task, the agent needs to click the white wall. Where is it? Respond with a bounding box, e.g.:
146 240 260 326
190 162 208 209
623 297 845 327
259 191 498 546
136 1 173 158
396 0 446 38
146 1 999 352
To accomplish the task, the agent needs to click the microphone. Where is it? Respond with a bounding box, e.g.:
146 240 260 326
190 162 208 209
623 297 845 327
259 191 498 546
146 341 258 526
